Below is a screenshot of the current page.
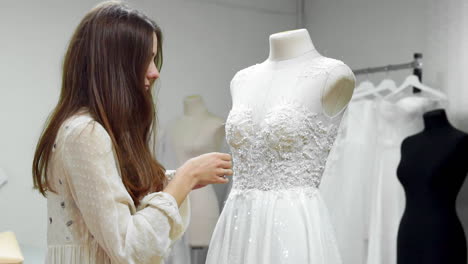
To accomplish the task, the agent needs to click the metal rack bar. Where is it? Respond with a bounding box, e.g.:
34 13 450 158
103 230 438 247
352 53 423 93
352 53 423 76
353 61 416 75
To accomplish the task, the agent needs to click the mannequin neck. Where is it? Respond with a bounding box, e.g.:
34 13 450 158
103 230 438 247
268 28 319 61
183 95 209 117
423 109 450 130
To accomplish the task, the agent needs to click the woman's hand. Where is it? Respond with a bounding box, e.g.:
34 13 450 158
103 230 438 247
179 152 232 188
163 152 232 206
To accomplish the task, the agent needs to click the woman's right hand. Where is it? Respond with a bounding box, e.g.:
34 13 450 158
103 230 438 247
178 152 232 187
163 152 232 206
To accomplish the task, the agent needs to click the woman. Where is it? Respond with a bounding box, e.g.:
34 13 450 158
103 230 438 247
32 1 232 263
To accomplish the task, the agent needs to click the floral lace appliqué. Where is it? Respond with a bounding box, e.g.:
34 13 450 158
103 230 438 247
298 57 345 79
226 101 341 191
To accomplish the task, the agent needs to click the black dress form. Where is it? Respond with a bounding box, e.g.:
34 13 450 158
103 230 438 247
397 109 468 264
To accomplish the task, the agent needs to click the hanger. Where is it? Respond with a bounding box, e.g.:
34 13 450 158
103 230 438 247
384 75 447 100
353 67 398 99
354 70 373 92
355 80 375 92
354 78 398 99
355 78 399 98
377 67 397 92
376 79 397 91
352 70 376 99
352 81 377 99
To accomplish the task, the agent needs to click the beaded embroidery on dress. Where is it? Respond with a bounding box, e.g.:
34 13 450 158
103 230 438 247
206 56 347 264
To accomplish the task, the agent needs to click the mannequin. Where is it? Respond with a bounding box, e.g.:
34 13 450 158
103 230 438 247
231 28 355 118
206 29 355 264
159 95 224 263
267 28 354 115
397 109 468 264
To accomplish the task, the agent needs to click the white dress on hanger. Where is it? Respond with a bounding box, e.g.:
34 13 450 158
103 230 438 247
206 56 347 264
320 95 379 264
366 94 442 264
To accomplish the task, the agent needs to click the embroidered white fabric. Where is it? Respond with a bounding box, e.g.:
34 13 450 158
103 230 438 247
226 100 339 191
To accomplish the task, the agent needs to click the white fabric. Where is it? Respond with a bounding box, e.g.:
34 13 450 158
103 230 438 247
321 91 445 264
366 95 442 264
207 54 348 264
320 96 379 264
0 232 23 263
208 188 340 263
45 112 190 264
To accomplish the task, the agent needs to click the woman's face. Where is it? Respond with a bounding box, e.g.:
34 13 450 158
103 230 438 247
145 32 160 91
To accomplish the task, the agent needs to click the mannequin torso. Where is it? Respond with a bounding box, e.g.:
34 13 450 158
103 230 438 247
397 109 468 264
206 28 351 264
231 28 355 118
166 95 224 247
171 97 225 160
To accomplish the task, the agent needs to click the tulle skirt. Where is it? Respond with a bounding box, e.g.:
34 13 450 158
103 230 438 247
206 187 342 264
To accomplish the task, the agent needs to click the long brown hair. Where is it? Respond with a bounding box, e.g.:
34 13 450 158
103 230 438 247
33 0 166 207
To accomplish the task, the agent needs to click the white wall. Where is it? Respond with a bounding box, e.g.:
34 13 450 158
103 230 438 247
0 0 297 257
304 0 427 84
424 0 468 131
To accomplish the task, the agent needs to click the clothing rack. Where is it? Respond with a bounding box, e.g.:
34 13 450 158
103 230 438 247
352 53 423 93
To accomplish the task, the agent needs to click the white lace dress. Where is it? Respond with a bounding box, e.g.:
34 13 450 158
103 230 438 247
45 113 190 264
206 56 348 264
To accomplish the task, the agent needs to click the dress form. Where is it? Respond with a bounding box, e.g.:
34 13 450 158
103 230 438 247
397 109 468 264
206 29 354 264
231 28 355 118
267 28 354 116
162 95 225 264
158 95 225 264
168 95 224 248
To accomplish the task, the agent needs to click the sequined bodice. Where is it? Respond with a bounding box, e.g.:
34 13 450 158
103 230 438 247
226 100 342 191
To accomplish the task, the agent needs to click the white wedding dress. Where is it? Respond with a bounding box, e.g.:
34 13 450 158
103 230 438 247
320 96 379 264
206 56 347 264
